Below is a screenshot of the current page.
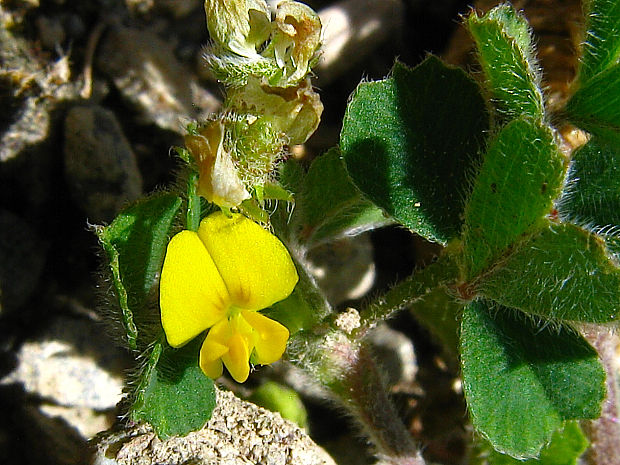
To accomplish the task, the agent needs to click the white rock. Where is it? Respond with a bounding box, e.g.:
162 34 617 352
93 388 336 465
1 316 125 411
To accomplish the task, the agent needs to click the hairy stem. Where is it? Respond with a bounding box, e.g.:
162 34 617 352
358 255 457 333
333 341 425 465
186 168 201 232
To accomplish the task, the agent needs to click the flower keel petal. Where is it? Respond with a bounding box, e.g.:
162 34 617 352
222 332 251 383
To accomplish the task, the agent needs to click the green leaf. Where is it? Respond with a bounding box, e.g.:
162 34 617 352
566 64 620 134
461 300 605 459
467 4 544 121
299 147 389 245
98 193 182 349
577 0 620 83
480 222 620 323
559 136 620 257
340 55 489 245
473 421 589 465
463 118 564 278
131 338 216 439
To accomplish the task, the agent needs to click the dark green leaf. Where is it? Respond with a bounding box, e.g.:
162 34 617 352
299 148 388 245
561 136 620 228
131 339 216 439
559 136 620 258
463 118 564 278
577 0 620 83
461 300 605 458
467 4 544 120
98 193 182 349
480 222 620 323
474 421 589 465
340 55 489 244
566 64 620 134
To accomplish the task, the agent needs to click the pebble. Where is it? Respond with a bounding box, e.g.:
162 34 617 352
368 323 418 388
35 15 66 50
64 105 143 223
97 25 220 133
0 315 125 411
306 233 375 305
0 209 47 315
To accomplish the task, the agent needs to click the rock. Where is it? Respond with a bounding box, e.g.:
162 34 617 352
155 0 199 18
0 209 47 315
1 12 79 162
316 0 404 84
306 233 375 305
97 26 220 133
64 105 143 223
0 396 93 465
36 15 66 50
93 388 337 465
0 315 125 411
368 324 417 388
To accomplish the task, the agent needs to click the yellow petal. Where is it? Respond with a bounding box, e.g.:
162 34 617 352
199 339 228 380
222 332 251 383
199 319 232 379
242 311 289 365
197 212 299 310
160 230 230 347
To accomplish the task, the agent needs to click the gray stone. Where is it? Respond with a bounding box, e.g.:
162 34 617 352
92 388 337 465
155 0 199 18
0 315 125 411
306 234 375 306
64 105 143 223
97 26 220 133
0 210 46 314
1 7 80 162
368 324 418 388
36 15 66 50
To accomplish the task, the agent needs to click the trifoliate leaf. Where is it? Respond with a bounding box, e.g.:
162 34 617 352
340 56 489 244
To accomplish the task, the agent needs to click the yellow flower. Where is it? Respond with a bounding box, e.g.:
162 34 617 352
159 211 298 383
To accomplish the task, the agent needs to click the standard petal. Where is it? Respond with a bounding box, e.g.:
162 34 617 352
197 212 299 310
222 332 251 383
242 311 289 365
160 230 230 347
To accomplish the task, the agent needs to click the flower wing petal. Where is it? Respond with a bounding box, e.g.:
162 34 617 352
160 230 230 347
242 310 289 365
199 320 231 379
197 212 299 310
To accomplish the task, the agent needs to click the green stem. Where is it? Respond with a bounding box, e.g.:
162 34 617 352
358 255 458 333
186 169 201 231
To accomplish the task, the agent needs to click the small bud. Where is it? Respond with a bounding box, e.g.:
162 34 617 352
227 77 323 145
204 0 271 58
185 121 250 208
264 1 322 86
